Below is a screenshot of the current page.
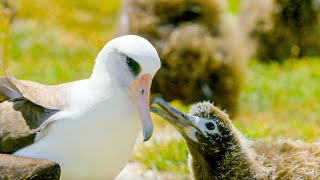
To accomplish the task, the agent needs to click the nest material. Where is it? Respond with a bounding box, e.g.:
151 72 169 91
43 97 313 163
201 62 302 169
0 154 61 179
116 0 246 114
240 0 320 60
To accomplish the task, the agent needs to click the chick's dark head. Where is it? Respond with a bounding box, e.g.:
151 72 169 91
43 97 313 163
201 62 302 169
151 97 234 154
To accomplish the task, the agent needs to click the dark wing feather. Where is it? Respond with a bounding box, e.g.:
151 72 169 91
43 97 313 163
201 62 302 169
0 98 58 153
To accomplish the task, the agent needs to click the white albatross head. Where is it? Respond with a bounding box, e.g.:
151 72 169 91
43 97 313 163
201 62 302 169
92 35 161 141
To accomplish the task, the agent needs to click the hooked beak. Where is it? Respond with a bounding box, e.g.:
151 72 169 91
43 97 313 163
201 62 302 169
130 74 153 141
150 97 201 133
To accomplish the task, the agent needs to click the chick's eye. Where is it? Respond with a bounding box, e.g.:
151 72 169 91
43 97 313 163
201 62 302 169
126 56 141 76
205 122 215 130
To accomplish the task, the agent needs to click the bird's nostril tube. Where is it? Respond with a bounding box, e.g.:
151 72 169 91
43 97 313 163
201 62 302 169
141 89 145 95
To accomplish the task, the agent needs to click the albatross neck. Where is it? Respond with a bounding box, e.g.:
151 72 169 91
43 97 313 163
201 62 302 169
90 60 111 83
87 59 130 106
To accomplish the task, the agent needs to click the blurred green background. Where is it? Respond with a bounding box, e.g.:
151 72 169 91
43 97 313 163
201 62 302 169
1 0 320 178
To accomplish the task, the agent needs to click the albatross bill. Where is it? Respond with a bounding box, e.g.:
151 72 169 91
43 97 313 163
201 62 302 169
130 74 153 141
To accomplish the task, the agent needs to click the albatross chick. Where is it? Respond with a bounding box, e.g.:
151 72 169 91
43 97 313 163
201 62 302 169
151 97 320 179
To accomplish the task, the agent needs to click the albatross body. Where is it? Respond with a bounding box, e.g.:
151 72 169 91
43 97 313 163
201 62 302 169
0 35 161 179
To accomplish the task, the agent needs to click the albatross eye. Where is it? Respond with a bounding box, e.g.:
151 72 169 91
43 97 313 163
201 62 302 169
126 56 141 76
205 122 215 130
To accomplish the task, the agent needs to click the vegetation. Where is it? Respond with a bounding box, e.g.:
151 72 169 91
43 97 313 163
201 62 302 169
134 59 320 173
228 0 240 14
1 0 121 82
1 0 319 176
240 0 320 60
0 2 11 66
118 0 246 114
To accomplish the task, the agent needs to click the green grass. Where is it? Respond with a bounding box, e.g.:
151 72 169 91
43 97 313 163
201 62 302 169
133 138 189 173
2 0 320 176
8 21 96 83
237 59 320 140
16 0 120 47
228 0 240 14
2 0 120 82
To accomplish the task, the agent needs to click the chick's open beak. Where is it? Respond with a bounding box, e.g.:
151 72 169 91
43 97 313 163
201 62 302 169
130 74 153 141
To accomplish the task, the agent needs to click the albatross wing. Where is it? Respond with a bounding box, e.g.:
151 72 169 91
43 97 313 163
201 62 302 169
0 76 22 102
0 63 70 153
0 98 58 153
1 62 69 110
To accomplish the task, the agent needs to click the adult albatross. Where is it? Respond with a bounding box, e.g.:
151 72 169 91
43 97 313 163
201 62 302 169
0 35 161 179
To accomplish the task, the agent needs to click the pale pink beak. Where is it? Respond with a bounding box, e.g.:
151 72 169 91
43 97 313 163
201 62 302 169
130 74 153 141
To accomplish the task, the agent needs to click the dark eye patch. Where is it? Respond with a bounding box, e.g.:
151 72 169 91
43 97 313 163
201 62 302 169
205 122 215 130
126 56 141 76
